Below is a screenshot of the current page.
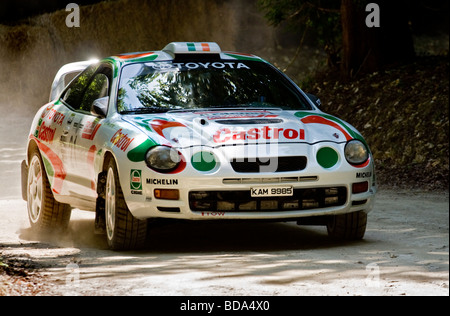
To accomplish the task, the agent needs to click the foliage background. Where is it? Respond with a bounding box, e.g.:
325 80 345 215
0 0 448 190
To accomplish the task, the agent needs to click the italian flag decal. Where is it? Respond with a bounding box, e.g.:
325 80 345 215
187 42 211 52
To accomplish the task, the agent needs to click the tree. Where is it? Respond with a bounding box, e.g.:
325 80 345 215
340 0 415 78
258 0 415 79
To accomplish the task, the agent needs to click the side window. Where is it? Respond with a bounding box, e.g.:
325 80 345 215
61 64 112 115
62 65 98 110
79 73 110 113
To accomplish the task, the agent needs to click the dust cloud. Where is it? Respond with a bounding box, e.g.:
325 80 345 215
0 0 289 118
0 0 320 199
0 0 281 198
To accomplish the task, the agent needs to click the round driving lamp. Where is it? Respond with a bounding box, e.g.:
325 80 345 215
146 146 181 173
344 140 369 165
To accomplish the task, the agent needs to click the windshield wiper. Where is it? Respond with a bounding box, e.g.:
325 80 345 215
121 107 168 114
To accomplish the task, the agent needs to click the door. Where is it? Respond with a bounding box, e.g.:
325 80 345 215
58 64 112 204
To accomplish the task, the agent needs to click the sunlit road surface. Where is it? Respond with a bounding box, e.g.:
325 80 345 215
1 114 448 296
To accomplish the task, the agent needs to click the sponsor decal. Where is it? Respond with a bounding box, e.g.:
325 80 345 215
34 119 56 144
201 212 225 217
82 119 101 140
110 129 134 152
41 105 65 126
213 126 305 143
147 62 250 71
146 178 179 186
356 172 372 179
130 169 142 195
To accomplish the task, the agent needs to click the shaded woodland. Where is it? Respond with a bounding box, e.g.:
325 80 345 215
0 0 448 189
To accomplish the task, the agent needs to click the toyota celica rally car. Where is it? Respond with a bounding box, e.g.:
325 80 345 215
21 42 377 250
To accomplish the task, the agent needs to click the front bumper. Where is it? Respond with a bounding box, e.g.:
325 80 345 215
126 169 376 222
123 142 377 220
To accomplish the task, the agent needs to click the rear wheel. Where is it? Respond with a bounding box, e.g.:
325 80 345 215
326 211 367 240
105 159 147 250
27 150 71 231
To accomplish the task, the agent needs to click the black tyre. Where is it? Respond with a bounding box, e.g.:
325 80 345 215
326 211 367 240
27 149 71 231
104 159 147 250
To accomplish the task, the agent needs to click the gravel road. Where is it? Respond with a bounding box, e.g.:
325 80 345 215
1 116 448 296
0 189 448 296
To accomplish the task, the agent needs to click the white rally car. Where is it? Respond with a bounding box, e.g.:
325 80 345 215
21 42 377 250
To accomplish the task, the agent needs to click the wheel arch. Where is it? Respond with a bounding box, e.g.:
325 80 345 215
96 150 116 198
26 139 56 195
25 139 72 230
26 139 39 164
22 139 40 201
23 139 43 201
94 150 114 234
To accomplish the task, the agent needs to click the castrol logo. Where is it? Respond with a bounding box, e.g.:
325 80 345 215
213 126 305 143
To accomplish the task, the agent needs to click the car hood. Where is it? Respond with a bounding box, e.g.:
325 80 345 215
123 109 361 149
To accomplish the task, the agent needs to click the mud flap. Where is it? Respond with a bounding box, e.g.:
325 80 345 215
94 199 106 235
21 160 28 201
94 171 107 235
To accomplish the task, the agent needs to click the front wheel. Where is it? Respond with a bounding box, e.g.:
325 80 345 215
27 150 71 231
105 159 147 250
326 211 367 240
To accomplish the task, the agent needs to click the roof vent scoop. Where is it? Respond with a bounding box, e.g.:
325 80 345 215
163 42 222 55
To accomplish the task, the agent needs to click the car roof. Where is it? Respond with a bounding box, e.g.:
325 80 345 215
51 43 271 100
101 42 267 67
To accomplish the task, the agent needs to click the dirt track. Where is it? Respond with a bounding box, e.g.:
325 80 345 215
0 116 449 296
1 192 448 296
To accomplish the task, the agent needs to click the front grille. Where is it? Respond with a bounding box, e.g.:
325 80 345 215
189 187 347 213
231 156 307 173
223 176 318 184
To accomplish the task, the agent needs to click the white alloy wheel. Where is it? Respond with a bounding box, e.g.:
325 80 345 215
27 155 43 224
103 159 147 250
105 167 116 242
26 150 71 231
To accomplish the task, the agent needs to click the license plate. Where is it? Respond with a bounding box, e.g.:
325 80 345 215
251 186 294 197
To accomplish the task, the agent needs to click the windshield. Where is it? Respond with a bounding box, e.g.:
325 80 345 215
117 60 312 114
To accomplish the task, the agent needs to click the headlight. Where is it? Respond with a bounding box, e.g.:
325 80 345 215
344 140 369 165
146 146 181 173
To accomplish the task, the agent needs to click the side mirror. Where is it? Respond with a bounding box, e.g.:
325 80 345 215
91 96 109 117
306 93 322 108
